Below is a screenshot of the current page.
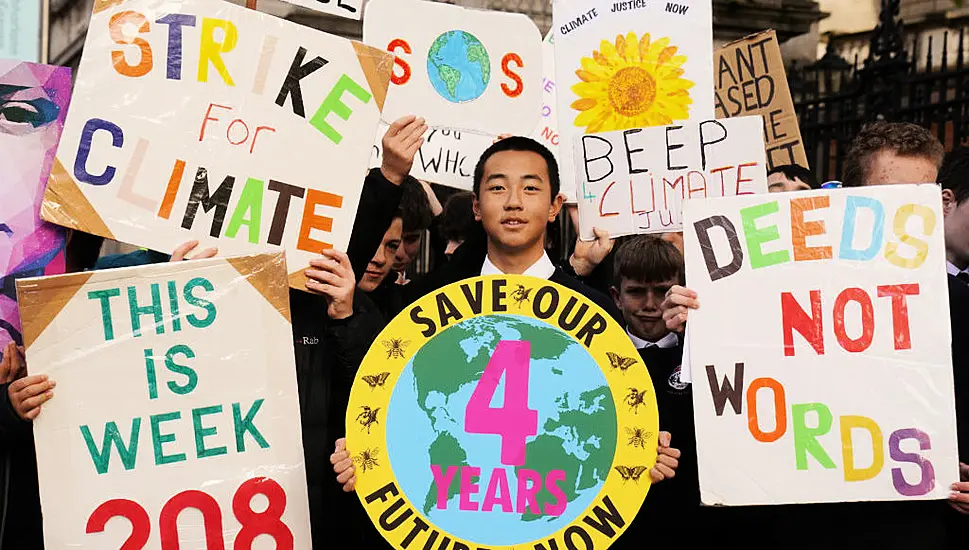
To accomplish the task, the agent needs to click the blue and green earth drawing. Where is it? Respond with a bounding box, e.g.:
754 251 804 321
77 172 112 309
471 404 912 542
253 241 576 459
426 30 491 103
385 315 617 546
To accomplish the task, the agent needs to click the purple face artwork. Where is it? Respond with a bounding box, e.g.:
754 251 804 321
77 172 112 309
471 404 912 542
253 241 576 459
0 60 72 361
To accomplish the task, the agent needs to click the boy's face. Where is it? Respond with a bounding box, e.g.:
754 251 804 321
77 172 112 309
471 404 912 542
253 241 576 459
943 190 969 270
611 277 678 342
393 230 423 273
768 172 811 193
359 218 402 292
473 150 563 253
865 151 938 186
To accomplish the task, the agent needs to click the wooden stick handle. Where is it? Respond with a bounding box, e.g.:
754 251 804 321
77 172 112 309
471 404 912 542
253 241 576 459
246 0 257 9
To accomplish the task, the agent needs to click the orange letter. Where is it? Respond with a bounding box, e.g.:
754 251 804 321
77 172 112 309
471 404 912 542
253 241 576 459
791 195 832 261
110 11 153 77
297 189 344 254
501 53 524 98
388 39 412 86
746 377 787 443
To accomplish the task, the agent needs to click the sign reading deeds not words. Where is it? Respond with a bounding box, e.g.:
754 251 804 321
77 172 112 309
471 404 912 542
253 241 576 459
43 0 393 289
347 275 657 549
683 185 959 506
714 30 808 170
364 0 542 136
574 116 768 240
17 252 311 548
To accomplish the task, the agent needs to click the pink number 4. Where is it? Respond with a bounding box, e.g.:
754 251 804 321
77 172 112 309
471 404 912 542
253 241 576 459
465 340 538 466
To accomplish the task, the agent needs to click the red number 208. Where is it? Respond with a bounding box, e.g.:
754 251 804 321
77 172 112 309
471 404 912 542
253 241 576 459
85 477 294 549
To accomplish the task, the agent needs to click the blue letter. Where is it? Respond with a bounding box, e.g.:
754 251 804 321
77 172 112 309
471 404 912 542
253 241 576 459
75 118 124 186
839 196 885 261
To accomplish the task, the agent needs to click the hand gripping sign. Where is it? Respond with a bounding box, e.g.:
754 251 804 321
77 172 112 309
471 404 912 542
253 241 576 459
346 275 658 550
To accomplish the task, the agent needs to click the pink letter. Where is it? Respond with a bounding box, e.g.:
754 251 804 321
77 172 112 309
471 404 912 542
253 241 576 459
459 466 481 511
544 470 568 516
516 469 542 515
430 465 458 510
481 468 513 513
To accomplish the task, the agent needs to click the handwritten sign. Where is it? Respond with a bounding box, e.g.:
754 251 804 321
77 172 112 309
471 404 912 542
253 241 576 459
346 275 657 549
683 185 959 505
41 0 393 289
714 30 808 169
17 252 311 548
574 116 768 239
554 0 714 212
370 122 489 190
363 0 542 136
279 0 364 21
0 60 70 361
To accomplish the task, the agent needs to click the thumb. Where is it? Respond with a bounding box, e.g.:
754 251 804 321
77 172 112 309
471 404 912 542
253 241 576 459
334 438 346 453
659 431 671 448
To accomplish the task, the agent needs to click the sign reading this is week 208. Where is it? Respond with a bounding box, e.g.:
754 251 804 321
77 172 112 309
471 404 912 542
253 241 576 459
684 185 959 506
43 0 393 288
347 276 658 550
18 253 311 548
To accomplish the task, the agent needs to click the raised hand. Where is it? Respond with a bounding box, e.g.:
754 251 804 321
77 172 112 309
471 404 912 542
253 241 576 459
305 249 356 320
381 115 428 185
170 240 218 262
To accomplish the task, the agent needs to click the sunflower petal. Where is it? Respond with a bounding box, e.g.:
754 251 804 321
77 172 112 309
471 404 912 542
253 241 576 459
639 34 653 61
571 97 598 111
615 34 627 60
625 32 640 63
574 106 603 127
576 69 601 83
657 45 679 66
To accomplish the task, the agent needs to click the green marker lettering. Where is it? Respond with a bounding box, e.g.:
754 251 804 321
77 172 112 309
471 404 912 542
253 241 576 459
233 399 269 452
741 201 791 269
151 411 186 465
193 405 227 459
88 288 121 341
80 419 141 475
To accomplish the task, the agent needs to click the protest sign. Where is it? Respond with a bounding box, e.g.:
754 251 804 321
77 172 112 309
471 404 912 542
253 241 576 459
531 31 578 202
17 251 311 548
363 0 542 136
370 122 489 190
554 0 714 211
0 0 42 62
714 30 808 170
573 116 768 240
0 59 70 362
346 275 657 549
279 0 364 21
683 185 959 505
41 0 393 289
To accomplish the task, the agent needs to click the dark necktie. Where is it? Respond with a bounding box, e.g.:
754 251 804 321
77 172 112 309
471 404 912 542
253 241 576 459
958 271 969 285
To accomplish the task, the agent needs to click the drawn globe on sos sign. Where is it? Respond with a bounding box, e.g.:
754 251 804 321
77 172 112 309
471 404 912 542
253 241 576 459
426 30 491 103
346 275 658 550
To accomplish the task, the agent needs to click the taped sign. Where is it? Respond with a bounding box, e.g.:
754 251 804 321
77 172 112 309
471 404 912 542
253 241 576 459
714 30 808 170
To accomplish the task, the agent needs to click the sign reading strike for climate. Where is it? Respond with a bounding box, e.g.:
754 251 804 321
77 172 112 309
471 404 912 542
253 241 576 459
346 275 658 550
683 185 959 506
713 30 808 169
17 252 311 548
364 0 542 136
574 116 768 240
42 0 393 289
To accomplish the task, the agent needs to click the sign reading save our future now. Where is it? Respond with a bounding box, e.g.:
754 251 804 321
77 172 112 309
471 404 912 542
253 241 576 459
683 185 959 505
347 275 658 549
42 0 393 288
17 252 311 548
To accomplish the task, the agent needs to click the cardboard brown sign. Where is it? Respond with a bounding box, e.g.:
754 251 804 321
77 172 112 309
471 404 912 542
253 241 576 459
714 30 809 170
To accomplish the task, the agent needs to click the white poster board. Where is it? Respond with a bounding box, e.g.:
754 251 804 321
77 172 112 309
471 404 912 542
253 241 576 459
42 0 393 289
279 0 364 21
554 0 714 214
531 30 577 201
369 122 489 190
683 185 959 505
574 116 767 239
363 0 542 136
17 252 311 548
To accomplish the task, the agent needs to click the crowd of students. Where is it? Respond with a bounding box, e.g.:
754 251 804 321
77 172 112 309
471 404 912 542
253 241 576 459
1 116 968 548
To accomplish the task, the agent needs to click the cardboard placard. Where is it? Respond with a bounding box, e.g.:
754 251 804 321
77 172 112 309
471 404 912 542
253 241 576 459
42 0 393 289
714 30 809 170
17 252 311 548
0 60 71 361
573 116 768 239
279 0 364 21
554 0 715 211
363 0 542 136
683 185 959 505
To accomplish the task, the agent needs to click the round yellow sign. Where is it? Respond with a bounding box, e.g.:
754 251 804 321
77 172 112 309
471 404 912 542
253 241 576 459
346 275 658 549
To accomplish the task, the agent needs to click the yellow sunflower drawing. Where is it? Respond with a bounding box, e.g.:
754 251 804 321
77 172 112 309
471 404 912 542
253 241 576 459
571 32 694 133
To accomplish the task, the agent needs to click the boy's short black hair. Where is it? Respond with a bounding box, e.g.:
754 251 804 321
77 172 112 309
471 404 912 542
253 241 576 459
768 164 819 189
613 235 684 287
938 147 969 204
473 136 560 199
399 178 434 234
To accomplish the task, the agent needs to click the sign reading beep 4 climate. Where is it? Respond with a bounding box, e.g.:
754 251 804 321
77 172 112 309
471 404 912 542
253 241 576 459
347 276 657 549
684 185 959 506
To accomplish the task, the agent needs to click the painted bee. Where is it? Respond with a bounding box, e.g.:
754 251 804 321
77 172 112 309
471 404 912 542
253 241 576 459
362 372 391 390
614 465 648 483
511 284 532 308
625 387 648 414
382 338 410 359
357 406 380 433
607 352 638 373
353 448 380 473
625 427 653 449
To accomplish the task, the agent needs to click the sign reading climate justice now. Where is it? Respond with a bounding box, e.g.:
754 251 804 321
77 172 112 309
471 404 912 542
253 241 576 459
17 252 310 548
683 185 959 505
574 116 768 239
42 0 393 288
346 276 657 549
